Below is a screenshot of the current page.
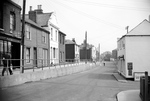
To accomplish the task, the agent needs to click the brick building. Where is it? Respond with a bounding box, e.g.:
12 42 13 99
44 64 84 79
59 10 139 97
58 30 66 63
65 39 80 62
23 17 50 68
0 0 21 68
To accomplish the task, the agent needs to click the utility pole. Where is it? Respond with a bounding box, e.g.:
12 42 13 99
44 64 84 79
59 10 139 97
21 0 26 73
85 31 87 64
98 43 100 62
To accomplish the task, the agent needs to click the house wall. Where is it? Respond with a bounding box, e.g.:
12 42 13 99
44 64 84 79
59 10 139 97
59 31 65 63
65 44 74 62
24 23 49 68
0 1 21 67
3 1 21 37
126 36 150 77
117 37 126 77
49 24 59 64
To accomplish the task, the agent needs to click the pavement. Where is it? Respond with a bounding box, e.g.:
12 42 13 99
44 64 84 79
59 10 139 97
117 90 141 101
113 73 141 101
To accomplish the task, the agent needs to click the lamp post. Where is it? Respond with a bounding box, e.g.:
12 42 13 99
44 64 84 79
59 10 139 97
85 31 87 64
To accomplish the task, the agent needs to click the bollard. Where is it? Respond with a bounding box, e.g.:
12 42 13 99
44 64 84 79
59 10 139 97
145 71 148 101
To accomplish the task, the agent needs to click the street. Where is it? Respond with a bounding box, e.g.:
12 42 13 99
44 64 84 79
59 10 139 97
0 62 139 101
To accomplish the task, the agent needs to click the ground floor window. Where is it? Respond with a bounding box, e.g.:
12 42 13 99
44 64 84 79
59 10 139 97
43 49 47 66
26 47 30 63
0 40 11 66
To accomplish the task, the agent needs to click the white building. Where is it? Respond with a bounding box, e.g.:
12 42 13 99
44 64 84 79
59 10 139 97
117 19 150 78
48 13 59 64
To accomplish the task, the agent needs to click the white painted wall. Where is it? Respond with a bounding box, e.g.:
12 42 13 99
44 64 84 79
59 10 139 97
117 37 126 77
48 14 59 64
126 36 150 77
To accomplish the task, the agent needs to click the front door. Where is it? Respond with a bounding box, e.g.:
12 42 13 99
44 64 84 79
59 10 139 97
33 47 37 67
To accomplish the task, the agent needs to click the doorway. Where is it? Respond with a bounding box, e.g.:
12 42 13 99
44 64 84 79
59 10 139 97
33 47 37 67
11 42 20 69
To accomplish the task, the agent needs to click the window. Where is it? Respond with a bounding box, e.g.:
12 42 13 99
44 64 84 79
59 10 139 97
43 49 47 66
51 47 52 59
55 30 57 41
62 36 64 44
59 34 61 44
53 48 55 58
26 25 31 40
26 47 30 63
51 28 53 40
42 32 46 43
0 7 2 28
10 12 15 33
60 52 62 61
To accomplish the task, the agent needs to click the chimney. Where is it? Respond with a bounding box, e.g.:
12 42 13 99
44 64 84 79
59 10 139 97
30 6 32 11
29 6 37 23
35 5 43 14
72 38 76 42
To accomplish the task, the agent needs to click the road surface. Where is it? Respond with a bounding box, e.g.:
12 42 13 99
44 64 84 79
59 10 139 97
0 62 139 101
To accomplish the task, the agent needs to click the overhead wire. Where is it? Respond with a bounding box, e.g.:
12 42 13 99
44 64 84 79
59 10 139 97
51 0 125 30
61 0 150 12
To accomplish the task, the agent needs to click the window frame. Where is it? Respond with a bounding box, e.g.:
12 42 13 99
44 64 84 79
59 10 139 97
10 12 15 33
26 47 30 63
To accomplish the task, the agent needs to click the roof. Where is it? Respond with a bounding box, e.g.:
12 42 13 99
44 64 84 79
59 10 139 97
65 39 76 44
59 30 66 36
127 19 150 36
24 18 49 33
36 13 53 26
118 19 150 41
25 13 53 27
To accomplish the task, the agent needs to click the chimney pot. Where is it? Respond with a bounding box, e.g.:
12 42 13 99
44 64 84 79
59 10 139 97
37 5 42 9
30 6 32 11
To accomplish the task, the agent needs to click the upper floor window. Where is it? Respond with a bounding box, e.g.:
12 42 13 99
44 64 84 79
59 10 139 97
42 32 46 43
62 36 64 45
10 12 15 33
55 30 57 41
26 25 31 40
59 34 61 44
51 28 53 40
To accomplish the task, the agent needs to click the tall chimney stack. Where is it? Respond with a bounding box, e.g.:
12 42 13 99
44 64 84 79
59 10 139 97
35 5 43 14
29 6 37 23
30 6 32 11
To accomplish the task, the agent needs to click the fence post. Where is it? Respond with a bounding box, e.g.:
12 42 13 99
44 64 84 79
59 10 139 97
145 71 148 101
6 59 8 75
42 60 43 70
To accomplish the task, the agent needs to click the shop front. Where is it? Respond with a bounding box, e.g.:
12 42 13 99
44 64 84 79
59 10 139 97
0 32 21 68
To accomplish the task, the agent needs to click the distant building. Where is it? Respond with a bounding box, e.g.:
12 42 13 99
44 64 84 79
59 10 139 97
117 19 150 78
112 49 117 60
58 30 66 63
23 15 50 68
65 39 80 62
0 0 21 67
80 41 94 61
25 5 59 64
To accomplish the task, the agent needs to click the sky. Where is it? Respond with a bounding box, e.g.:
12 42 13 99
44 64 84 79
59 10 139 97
13 0 150 53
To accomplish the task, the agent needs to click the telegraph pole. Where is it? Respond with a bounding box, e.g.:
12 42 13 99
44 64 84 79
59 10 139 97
21 0 26 73
85 31 87 64
98 43 100 62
